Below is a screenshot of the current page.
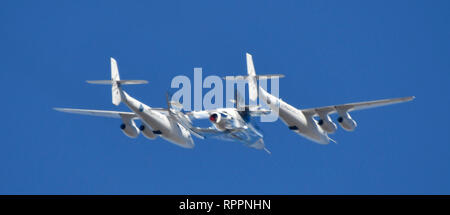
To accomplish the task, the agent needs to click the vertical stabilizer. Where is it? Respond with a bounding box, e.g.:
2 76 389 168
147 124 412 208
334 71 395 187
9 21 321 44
86 58 148 106
111 57 122 106
246 53 258 101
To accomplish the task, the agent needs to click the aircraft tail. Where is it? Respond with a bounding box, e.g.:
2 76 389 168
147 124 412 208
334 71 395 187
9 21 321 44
246 53 259 101
223 53 284 101
246 53 285 101
87 57 148 106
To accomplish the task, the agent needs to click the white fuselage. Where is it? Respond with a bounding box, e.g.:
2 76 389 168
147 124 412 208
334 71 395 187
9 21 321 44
258 87 330 144
121 91 194 148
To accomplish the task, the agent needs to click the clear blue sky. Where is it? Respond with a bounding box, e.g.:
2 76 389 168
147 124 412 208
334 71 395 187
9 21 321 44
1 0 449 194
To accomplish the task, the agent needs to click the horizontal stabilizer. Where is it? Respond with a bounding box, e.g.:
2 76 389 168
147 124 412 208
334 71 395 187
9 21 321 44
223 74 285 81
86 80 148 85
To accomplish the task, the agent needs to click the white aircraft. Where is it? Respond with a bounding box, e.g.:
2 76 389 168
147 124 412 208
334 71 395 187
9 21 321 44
54 58 273 152
228 53 415 145
186 90 272 153
55 58 195 148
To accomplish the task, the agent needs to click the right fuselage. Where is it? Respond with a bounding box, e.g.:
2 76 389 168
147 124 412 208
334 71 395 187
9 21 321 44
258 87 330 144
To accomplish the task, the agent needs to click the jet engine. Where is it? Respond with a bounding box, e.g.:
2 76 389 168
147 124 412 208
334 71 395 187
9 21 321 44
209 112 230 131
317 114 337 133
119 115 140 138
120 122 140 138
336 112 357 131
139 124 156 139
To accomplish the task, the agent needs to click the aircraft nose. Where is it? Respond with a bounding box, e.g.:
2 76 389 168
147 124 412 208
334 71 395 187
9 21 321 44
186 140 195 148
309 131 331 145
183 137 195 149
209 113 218 122
319 133 331 145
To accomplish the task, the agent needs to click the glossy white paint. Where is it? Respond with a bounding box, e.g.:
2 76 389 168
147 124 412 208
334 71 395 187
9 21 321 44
55 58 194 149
245 53 414 145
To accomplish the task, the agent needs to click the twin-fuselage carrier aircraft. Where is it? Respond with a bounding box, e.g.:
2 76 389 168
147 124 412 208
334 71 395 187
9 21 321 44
55 55 414 152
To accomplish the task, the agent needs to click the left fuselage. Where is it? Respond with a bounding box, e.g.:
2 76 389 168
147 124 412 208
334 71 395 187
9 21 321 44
121 91 194 148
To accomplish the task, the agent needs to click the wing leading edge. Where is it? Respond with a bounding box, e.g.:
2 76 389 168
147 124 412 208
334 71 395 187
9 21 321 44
301 96 415 116
54 108 137 119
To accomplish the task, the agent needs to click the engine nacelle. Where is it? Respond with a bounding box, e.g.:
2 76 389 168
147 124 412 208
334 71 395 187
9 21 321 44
120 122 140 138
139 124 156 140
209 112 229 131
337 112 357 131
317 115 337 133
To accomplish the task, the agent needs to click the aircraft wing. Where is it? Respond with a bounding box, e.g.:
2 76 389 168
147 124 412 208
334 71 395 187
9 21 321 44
195 127 244 134
186 110 211 119
247 108 271 116
190 126 246 139
54 107 171 117
186 109 271 119
301 96 415 116
190 127 223 135
54 108 137 119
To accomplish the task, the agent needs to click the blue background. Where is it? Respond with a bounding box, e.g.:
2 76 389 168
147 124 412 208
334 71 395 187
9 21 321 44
1 0 449 194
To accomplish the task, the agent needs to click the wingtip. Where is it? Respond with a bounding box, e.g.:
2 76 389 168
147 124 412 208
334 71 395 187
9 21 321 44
329 137 338 144
397 96 415 102
404 96 415 101
53 107 65 112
